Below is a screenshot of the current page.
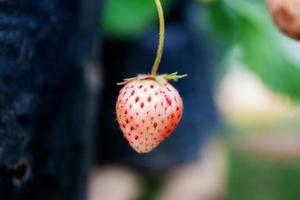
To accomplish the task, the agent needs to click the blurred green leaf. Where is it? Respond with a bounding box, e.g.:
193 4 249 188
203 0 300 101
103 0 169 38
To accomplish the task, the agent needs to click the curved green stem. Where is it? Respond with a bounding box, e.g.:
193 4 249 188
151 0 165 76
117 0 187 86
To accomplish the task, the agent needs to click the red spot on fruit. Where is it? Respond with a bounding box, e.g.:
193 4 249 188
139 85 143 89
154 123 158 128
135 136 139 140
131 90 135 95
166 97 172 106
130 126 134 131
135 97 139 103
140 103 144 108
148 97 152 102
150 85 154 89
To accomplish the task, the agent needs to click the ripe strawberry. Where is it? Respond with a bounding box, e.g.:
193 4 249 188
267 0 300 40
116 77 183 153
115 0 186 153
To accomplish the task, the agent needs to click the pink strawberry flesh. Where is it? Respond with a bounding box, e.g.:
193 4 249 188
116 79 183 153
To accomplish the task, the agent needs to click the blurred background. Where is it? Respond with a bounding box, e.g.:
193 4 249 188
89 0 300 200
1 0 300 200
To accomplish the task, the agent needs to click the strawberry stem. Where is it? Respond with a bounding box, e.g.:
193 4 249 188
151 0 165 77
117 0 188 86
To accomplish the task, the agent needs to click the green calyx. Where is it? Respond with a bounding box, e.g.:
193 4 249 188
117 72 188 86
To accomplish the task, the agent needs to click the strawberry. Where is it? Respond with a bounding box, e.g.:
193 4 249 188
115 0 186 153
267 0 300 40
116 76 183 153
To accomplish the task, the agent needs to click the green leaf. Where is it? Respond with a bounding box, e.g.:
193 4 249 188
103 0 169 38
202 0 300 101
